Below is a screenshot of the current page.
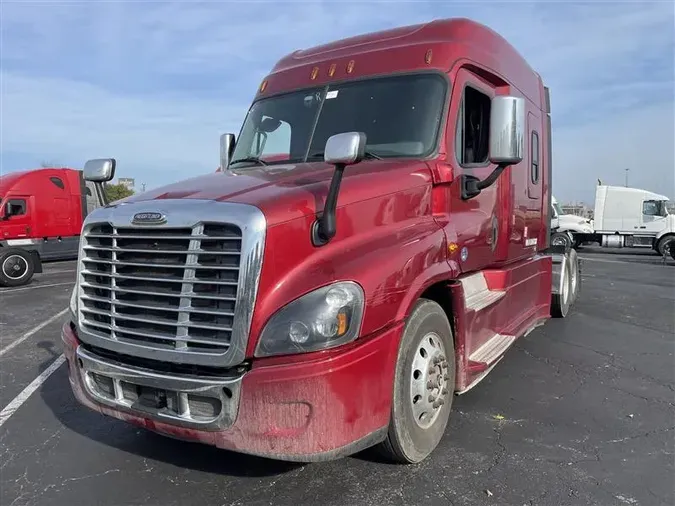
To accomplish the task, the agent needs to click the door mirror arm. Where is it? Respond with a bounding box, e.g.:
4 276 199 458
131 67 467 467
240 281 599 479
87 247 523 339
460 163 508 200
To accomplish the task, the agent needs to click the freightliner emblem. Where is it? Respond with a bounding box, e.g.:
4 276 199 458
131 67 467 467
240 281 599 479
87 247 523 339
132 212 166 225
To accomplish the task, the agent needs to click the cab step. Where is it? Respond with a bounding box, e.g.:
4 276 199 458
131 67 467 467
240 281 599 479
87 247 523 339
460 272 505 312
468 333 516 364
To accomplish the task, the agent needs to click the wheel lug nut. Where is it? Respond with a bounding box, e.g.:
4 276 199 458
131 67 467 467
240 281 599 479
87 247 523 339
438 398 445 405
427 381 434 390
428 368 436 375
442 388 448 395
428 395 435 403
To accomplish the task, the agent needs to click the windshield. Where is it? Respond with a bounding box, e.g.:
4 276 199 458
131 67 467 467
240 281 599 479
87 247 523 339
230 73 447 167
553 202 564 217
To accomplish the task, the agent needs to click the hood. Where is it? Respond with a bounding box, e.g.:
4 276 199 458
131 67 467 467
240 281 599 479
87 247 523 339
118 160 433 227
559 214 590 225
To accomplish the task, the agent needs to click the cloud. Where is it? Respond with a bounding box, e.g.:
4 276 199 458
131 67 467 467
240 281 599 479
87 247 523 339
1 0 673 204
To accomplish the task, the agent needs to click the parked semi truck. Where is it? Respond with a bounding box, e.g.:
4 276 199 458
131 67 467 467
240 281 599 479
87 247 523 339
0 167 105 287
63 18 581 464
550 196 593 249
555 185 674 256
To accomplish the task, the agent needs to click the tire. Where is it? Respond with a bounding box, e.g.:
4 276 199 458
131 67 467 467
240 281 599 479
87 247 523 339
656 234 675 257
376 299 455 464
551 253 572 318
567 248 580 304
551 231 572 251
0 248 35 287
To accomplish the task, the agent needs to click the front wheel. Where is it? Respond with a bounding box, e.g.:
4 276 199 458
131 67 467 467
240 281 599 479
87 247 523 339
656 235 675 257
551 231 573 251
0 248 35 287
377 299 455 464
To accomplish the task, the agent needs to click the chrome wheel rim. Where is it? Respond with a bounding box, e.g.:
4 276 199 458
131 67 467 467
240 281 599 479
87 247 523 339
2 255 28 280
410 332 449 429
569 257 578 299
561 261 570 306
552 235 569 247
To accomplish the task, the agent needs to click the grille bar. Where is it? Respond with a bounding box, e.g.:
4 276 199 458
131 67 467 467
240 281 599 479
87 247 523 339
83 245 240 257
81 270 238 286
84 258 240 271
81 294 234 316
86 233 240 241
82 321 231 348
80 283 236 301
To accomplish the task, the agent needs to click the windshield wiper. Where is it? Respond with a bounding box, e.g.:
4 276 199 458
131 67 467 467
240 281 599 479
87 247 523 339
309 150 382 160
229 156 268 167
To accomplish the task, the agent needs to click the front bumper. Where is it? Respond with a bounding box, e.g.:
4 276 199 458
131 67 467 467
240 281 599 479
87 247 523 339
62 321 401 461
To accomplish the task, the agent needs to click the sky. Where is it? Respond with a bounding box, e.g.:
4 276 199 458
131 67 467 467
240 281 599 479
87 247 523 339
1 0 674 205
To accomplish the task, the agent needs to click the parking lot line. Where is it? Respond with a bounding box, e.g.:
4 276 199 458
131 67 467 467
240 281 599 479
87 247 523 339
0 354 66 429
0 308 68 358
0 282 73 294
42 269 76 275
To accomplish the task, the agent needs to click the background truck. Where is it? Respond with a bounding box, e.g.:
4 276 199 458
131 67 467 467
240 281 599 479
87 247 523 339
562 184 675 256
63 17 581 464
0 167 105 286
550 195 594 249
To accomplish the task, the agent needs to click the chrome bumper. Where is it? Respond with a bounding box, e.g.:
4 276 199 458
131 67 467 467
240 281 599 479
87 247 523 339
76 346 243 431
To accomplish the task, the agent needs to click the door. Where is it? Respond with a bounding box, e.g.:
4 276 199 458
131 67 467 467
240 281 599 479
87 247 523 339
1 197 33 240
448 68 507 271
641 200 668 234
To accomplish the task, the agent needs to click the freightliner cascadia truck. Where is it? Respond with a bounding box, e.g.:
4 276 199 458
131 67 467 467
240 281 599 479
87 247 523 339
63 18 581 464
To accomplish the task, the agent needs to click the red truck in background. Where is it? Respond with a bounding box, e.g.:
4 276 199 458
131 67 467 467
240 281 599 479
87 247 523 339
63 18 581 464
0 167 105 286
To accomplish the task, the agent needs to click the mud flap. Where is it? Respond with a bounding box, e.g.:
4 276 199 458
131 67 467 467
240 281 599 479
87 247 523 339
29 249 43 273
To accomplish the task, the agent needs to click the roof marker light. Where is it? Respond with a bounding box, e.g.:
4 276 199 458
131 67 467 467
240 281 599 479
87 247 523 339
425 49 433 64
346 60 355 74
328 63 336 77
310 67 319 80
259 80 268 92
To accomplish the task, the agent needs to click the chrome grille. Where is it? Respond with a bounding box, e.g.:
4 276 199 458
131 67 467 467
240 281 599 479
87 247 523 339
80 222 242 355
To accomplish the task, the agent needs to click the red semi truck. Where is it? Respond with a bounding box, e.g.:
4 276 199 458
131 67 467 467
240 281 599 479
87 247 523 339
63 18 580 464
0 168 105 286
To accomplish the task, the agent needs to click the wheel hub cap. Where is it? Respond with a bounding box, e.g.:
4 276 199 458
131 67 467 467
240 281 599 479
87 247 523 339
2 255 28 280
410 332 449 429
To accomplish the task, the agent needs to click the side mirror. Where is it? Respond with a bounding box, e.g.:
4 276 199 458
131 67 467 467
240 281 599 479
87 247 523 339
312 132 368 247
84 158 116 182
324 132 366 166
488 95 525 165
220 133 236 170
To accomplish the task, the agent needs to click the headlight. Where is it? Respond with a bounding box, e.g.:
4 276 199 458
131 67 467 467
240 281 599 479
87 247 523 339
69 285 77 316
255 281 365 357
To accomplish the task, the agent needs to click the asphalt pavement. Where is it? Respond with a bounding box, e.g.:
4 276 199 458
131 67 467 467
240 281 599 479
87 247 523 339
0 250 673 506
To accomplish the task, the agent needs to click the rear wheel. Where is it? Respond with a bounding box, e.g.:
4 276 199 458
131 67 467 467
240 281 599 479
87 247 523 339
551 254 572 318
0 248 35 287
567 248 580 304
377 299 455 464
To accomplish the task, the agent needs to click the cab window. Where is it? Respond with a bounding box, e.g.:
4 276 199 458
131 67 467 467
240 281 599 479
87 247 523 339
643 200 665 217
455 86 491 166
4 199 27 217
